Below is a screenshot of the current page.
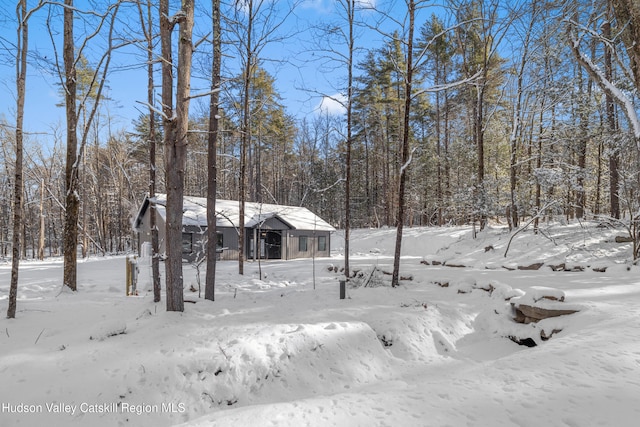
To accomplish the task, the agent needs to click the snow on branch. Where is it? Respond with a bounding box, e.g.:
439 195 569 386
565 17 634 83
185 88 222 101
316 178 347 194
168 10 187 27
566 19 640 145
135 98 176 122
400 147 418 175
414 70 483 98
298 177 346 206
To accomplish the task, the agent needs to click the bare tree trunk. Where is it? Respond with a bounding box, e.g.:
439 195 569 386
81 153 88 258
568 12 640 144
344 0 355 279
239 0 256 276
603 18 620 219
139 0 162 302
38 179 45 260
575 61 589 220
444 86 450 221
509 1 537 230
392 0 415 288
533 95 547 233
205 0 221 302
435 60 443 226
63 0 79 292
161 0 194 312
59 1 117 291
476 84 486 231
8 0 29 318
611 0 640 92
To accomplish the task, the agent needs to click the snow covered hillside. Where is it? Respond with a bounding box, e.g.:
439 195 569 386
1 222 640 427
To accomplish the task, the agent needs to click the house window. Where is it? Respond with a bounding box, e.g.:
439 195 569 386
182 233 193 253
318 235 327 252
217 232 224 251
299 236 308 252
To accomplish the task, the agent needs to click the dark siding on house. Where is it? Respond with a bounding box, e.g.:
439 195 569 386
135 198 334 262
285 230 332 259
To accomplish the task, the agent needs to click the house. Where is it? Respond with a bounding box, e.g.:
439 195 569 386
133 194 336 262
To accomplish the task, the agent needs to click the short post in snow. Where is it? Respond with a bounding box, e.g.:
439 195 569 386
339 280 345 300
126 255 138 296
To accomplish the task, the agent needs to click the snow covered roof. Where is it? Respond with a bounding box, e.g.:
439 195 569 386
139 194 335 232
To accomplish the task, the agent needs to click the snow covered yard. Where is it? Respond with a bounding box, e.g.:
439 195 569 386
2 223 640 427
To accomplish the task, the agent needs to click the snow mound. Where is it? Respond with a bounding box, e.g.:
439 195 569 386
365 304 474 361
209 321 395 405
143 320 398 422
89 320 128 341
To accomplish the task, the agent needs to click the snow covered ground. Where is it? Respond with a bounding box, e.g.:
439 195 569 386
2 222 640 427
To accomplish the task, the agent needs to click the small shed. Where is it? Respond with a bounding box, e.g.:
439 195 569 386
133 194 336 262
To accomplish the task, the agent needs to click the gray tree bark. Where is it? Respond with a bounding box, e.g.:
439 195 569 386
161 0 194 312
63 0 79 292
392 0 415 288
8 0 31 318
205 0 222 302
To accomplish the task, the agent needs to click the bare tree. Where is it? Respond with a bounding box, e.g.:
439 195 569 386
57 1 121 291
61 0 79 291
8 0 44 318
454 0 509 231
602 10 620 219
238 0 253 275
305 0 360 278
137 0 161 302
205 0 222 302
343 0 355 281
567 5 640 146
611 0 640 93
508 1 537 230
566 0 640 259
391 0 416 288
160 0 194 312
387 1 484 286
227 0 296 275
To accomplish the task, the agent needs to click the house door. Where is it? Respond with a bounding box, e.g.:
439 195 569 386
250 230 282 259
266 231 282 259
257 231 281 259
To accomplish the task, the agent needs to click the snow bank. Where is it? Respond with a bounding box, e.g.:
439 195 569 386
2 223 640 426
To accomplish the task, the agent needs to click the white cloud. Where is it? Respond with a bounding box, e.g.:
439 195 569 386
316 94 347 116
355 0 376 9
300 0 376 15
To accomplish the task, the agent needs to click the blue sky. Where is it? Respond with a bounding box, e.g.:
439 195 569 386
0 0 444 138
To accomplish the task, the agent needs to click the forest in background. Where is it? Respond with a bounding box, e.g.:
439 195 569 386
1 0 640 263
